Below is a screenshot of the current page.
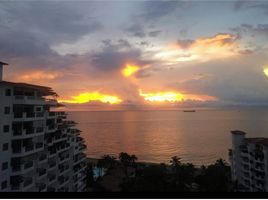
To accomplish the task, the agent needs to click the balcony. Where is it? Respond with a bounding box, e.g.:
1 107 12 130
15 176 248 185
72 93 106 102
59 165 70 175
57 143 70 153
74 172 86 182
11 177 34 191
13 95 57 106
46 124 57 133
45 111 57 119
74 163 87 174
58 176 70 187
48 161 57 171
74 153 86 165
11 161 34 175
12 144 43 157
47 187 56 192
13 127 45 139
35 142 44 150
48 174 57 183
48 149 57 158
13 112 45 122
37 183 46 192
59 154 70 164
54 133 68 143
39 154 47 163
37 168 47 180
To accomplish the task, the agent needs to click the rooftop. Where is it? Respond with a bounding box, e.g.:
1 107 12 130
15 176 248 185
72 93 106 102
0 81 57 96
0 61 8 65
246 138 268 147
231 130 246 135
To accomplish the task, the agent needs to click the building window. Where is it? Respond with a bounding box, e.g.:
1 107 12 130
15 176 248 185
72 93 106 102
5 89 11 96
2 143 8 151
3 125 9 133
4 107 10 114
2 162 8 170
1 181 7 189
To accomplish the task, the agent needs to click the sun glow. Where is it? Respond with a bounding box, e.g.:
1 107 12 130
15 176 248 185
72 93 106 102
263 67 268 77
58 92 122 104
139 89 184 102
122 64 140 77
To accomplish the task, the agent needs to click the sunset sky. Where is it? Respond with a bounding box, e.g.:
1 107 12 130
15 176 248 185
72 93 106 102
1 0 268 110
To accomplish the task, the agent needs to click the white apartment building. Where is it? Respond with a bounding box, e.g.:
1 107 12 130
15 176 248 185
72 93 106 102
0 62 87 192
229 130 268 192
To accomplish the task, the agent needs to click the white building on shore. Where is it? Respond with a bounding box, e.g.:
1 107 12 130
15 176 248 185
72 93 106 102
229 130 268 192
0 62 87 192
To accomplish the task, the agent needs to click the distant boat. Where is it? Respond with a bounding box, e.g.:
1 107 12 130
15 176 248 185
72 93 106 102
183 110 196 112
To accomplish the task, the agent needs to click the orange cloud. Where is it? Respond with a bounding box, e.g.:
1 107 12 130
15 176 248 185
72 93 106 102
17 70 61 82
58 92 122 104
154 33 238 64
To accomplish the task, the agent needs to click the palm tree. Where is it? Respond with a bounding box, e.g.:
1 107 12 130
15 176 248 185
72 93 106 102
119 152 138 176
130 154 138 167
101 154 117 169
170 156 182 168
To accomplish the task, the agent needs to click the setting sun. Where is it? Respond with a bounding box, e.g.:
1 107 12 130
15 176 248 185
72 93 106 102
122 64 140 77
139 89 184 102
263 67 268 77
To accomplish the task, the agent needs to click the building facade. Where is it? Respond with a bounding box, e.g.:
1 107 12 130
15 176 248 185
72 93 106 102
229 130 268 192
0 62 87 192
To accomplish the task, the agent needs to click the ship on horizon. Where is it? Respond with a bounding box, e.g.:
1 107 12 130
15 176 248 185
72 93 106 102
183 109 196 112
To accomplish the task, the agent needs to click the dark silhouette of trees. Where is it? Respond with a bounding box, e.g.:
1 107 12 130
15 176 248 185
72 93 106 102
119 152 137 167
119 152 138 176
88 154 232 192
100 155 117 169
195 159 231 192
85 162 94 190
121 163 168 192
169 156 196 192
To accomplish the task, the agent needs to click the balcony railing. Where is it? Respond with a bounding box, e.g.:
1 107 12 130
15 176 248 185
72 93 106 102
48 174 56 182
48 161 57 170
39 154 47 162
13 112 45 120
13 127 44 138
24 178 33 187
12 161 34 173
38 169 47 177
14 95 56 105
35 142 43 149
12 143 43 156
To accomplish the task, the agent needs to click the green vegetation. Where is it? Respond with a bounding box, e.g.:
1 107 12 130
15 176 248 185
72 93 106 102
86 153 233 192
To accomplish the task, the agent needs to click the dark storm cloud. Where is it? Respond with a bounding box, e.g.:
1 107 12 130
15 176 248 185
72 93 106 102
126 23 162 38
90 40 153 72
148 30 162 37
233 0 268 15
0 1 102 59
231 24 268 39
126 24 146 38
140 0 183 22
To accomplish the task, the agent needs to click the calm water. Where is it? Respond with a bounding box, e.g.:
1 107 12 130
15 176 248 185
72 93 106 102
68 109 268 165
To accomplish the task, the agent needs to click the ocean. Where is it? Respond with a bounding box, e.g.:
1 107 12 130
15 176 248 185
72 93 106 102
67 109 268 165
